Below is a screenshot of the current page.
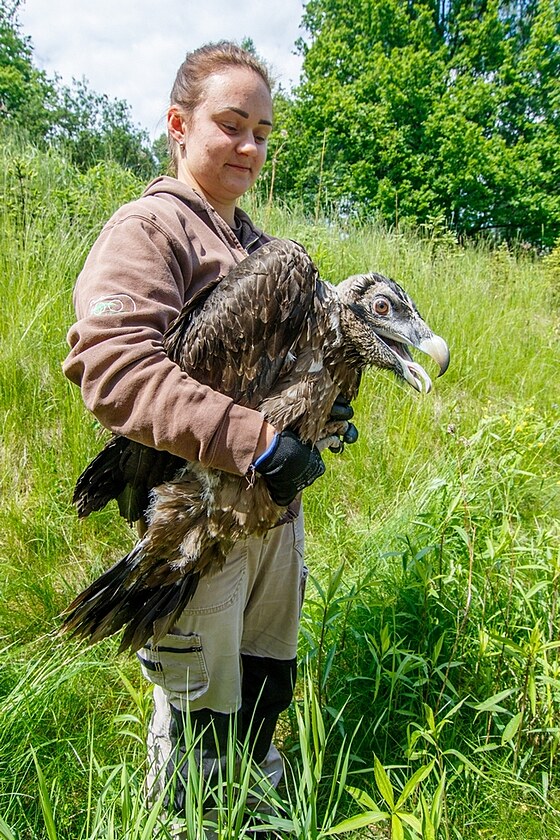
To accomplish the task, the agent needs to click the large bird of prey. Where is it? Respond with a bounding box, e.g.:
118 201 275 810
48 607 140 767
62 239 449 652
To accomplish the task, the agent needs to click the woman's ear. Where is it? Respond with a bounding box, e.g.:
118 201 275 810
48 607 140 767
167 106 186 146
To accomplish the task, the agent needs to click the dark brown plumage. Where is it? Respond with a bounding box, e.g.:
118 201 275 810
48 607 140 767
62 239 449 652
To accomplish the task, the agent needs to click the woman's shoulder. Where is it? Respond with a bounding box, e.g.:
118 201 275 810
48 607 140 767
98 176 214 251
103 176 272 256
108 176 204 225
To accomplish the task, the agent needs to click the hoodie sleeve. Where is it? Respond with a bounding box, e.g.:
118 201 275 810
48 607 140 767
63 209 266 476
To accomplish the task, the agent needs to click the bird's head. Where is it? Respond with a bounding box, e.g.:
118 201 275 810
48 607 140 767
336 272 450 392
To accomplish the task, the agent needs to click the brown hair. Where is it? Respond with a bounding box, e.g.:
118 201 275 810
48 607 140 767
168 41 273 174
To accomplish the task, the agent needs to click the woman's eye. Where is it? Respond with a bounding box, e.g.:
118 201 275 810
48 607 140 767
222 123 237 133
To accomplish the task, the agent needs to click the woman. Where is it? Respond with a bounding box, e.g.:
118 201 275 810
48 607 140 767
63 42 351 827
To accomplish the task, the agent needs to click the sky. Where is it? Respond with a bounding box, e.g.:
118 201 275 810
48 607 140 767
19 0 307 140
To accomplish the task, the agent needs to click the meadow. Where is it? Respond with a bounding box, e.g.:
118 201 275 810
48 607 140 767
0 133 559 839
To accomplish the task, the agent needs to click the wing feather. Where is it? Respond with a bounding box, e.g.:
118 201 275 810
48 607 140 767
73 239 319 522
164 239 318 408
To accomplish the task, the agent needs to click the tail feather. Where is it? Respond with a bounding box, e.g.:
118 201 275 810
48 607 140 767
119 572 202 653
61 539 205 652
64 468 270 653
61 542 147 640
63 540 144 618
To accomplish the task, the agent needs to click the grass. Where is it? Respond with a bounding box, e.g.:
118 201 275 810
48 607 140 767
0 131 559 838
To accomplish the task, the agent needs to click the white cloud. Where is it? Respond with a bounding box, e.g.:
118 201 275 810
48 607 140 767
19 0 306 138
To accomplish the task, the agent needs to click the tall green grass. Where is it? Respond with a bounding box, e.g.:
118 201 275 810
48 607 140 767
1 132 559 838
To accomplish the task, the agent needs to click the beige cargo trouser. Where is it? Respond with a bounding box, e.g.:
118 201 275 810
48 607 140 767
138 512 306 824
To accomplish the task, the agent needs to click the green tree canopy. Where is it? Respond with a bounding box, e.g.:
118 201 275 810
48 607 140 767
52 79 156 178
0 1 156 178
271 0 559 246
0 1 58 137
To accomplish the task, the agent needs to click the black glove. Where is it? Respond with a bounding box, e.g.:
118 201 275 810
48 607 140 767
253 430 326 506
328 395 359 453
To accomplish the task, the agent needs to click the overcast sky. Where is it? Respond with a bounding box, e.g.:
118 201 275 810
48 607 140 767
19 0 307 139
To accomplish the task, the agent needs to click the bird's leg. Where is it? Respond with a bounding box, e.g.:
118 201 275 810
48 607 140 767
315 419 351 452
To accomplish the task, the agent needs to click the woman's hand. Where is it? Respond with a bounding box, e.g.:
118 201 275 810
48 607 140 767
252 429 325 506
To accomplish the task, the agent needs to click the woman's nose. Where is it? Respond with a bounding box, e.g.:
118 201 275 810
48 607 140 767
236 132 258 156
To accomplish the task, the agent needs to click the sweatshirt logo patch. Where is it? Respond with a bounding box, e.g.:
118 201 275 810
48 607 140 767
89 295 136 316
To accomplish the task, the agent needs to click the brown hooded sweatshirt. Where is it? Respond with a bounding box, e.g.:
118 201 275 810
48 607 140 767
63 176 272 476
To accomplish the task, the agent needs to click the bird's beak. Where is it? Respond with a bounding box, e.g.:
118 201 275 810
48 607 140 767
395 333 450 393
418 334 450 377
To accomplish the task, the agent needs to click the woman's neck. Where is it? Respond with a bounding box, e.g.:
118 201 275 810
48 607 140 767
176 165 237 226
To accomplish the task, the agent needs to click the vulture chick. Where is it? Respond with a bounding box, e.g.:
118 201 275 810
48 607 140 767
62 239 449 653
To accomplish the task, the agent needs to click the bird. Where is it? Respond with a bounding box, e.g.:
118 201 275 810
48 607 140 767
62 238 449 653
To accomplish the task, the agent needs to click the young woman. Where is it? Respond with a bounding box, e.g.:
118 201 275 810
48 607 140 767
63 42 352 826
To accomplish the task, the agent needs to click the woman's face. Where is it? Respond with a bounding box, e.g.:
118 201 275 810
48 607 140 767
170 67 273 221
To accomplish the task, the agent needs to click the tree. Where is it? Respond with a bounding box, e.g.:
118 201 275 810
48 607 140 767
53 80 156 179
0 1 58 138
0 1 157 178
275 0 560 245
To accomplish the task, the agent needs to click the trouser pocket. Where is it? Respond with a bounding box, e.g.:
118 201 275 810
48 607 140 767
137 633 209 701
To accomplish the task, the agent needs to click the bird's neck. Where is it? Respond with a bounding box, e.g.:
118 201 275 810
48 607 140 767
319 283 365 394
333 299 369 370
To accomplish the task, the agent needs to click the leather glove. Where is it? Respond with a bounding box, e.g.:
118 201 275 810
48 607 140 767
253 429 326 506
319 395 359 453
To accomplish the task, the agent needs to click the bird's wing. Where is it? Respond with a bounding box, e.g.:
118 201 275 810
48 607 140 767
164 239 319 408
73 436 184 522
72 436 129 519
73 240 319 522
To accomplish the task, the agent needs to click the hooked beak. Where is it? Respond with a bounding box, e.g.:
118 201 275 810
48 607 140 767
419 334 450 377
395 333 450 393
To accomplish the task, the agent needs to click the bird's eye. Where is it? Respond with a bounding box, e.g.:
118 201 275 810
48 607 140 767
373 298 390 316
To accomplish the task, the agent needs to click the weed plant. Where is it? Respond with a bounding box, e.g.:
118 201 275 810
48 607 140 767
0 133 559 838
